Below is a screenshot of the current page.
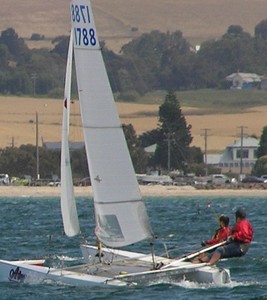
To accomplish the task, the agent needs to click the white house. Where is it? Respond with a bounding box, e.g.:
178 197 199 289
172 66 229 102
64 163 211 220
225 72 261 89
144 138 259 175
260 75 267 90
218 137 259 174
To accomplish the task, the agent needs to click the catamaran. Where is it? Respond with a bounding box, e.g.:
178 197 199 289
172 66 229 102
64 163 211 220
0 0 230 286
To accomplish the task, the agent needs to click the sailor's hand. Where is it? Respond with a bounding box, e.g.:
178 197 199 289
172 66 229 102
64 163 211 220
226 236 233 243
201 241 206 247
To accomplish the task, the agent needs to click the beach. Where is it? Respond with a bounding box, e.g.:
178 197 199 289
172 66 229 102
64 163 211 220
0 185 266 198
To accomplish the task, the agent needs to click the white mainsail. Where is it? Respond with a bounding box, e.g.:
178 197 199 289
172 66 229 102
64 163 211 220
60 29 80 237
71 0 153 247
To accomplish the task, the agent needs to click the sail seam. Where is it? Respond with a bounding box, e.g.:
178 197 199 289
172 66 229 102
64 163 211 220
95 199 143 205
83 126 122 129
74 47 101 51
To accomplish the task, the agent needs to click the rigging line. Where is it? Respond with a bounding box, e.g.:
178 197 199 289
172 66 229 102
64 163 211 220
102 39 148 95
150 242 156 269
55 253 151 272
159 243 202 258
163 242 170 258
81 239 167 267
101 46 120 95
45 199 59 262
125 53 149 93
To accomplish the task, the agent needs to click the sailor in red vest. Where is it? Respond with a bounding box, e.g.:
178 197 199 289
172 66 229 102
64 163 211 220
191 214 230 263
208 207 254 265
201 214 231 246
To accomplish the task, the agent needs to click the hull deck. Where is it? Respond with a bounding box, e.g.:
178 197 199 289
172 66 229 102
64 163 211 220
0 247 230 287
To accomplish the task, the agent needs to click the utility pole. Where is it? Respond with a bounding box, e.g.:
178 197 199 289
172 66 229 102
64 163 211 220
31 73 38 96
238 125 247 178
201 128 211 176
164 132 174 173
9 136 15 148
167 132 171 173
36 112 40 180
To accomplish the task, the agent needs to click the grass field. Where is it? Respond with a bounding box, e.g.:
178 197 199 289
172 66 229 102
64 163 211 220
139 89 267 111
1 92 267 153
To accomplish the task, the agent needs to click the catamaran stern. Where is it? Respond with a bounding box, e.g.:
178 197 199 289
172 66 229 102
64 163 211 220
185 265 231 285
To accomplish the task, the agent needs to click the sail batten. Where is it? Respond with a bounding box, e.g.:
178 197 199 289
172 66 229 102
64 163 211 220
71 0 153 247
94 199 144 205
82 126 122 129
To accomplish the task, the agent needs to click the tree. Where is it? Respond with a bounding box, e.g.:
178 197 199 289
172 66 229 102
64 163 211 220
153 91 192 172
257 126 267 158
51 35 69 58
0 146 35 176
101 41 126 94
71 148 88 178
0 144 60 179
0 44 9 68
121 30 192 92
139 129 161 148
252 155 267 176
122 124 148 173
255 19 267 40
0 28 28 57
197 25 255 86
6 70 32 94
0 124 148 180
2 24 267 96
223 25 250 39
187 146 203 164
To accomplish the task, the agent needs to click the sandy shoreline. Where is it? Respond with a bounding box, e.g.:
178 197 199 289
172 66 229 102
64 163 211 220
0 185 266 198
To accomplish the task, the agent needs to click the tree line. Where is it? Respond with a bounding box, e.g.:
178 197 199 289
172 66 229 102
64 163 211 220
2 19 267 179
1 19 267 96
1 91 267 179
0 92 204 179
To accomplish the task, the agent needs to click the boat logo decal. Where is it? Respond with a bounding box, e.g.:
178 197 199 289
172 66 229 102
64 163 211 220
94 175 102 183
8 267 27 282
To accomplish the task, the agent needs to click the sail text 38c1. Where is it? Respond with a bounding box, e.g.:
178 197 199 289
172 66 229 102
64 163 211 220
71 2 98 48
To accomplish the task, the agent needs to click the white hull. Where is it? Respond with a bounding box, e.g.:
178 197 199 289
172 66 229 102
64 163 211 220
80 244 231 286
0 259 127 286
0 245 230 287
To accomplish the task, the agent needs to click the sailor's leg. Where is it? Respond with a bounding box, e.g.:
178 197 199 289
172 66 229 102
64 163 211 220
208 251 221 265
191 253 210 264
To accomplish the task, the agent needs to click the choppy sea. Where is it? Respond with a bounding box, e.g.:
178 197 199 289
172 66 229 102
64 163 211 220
0 194 266 299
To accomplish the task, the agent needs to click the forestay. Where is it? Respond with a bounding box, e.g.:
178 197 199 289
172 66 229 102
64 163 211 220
71 0 153 247
60 30 80 237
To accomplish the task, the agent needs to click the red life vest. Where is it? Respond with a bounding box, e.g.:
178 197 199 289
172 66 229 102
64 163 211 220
231 219 254 243
205 226 231 245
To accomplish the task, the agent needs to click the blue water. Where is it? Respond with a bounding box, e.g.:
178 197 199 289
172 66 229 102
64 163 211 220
0 195 266 299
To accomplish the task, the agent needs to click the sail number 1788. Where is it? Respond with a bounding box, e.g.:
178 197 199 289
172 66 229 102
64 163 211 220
71 4 91 24
74 27 96 47
71 4 97 47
